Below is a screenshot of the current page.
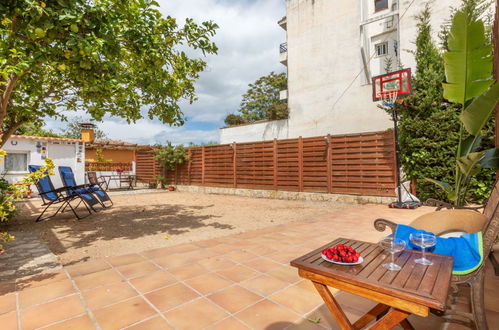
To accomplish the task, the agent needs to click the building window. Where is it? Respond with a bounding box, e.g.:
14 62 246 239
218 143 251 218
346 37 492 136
375 0 389 11
375 42 389 57
4 152 28 173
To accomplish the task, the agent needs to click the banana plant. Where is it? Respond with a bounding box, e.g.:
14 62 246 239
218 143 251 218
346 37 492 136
426 9 499 206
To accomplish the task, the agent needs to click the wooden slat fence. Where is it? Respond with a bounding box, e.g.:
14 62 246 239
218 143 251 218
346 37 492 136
85 162 133 172
136 131 397 196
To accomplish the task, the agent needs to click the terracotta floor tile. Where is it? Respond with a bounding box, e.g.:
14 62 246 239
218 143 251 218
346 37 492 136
241 274 290 296
167 263 208 280
117 261 161 279
224 250 259 263
16 270 68 291
152 253 197 269
130 270 177 294
266 265 301 284
0 294 16 315
93 296 156 330
206 317 251 330
126 315 173 329
235 299 300 329
65 260 111 278
82 281 138 310
244 257 282 272
21 295 86 330
74 269 123 291
216 265 259 283
0 311 17 330
43 314 96 330
270 284 324 315
141 246 175 259
106 253 146 267
268 252 303 265
285 318 327 330
164 298 229 329
185 273 233 295
197 256 236 271
166 243 201 254
208 285 262 313
19 279 75 309
245 245 277 256
208 244 236 254
145 283 199 312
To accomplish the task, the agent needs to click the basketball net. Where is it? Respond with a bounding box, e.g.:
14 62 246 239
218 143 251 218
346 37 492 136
380 90 399 108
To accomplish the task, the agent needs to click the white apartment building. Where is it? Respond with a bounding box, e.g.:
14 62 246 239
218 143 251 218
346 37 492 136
220 0 454 143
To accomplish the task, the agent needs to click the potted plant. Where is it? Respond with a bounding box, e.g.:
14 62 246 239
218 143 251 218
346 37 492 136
154 142 189 191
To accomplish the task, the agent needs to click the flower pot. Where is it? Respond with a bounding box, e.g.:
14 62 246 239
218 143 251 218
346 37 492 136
0 249 4 256
168 185 175 191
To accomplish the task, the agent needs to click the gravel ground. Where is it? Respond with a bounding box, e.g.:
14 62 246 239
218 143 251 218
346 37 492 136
3 191 350 265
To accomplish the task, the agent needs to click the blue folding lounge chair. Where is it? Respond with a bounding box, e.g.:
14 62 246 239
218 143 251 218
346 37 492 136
58 166 113 208
28 165 92 222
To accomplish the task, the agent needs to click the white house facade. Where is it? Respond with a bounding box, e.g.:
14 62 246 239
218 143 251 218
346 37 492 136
220 0 455 144
1 135 85 190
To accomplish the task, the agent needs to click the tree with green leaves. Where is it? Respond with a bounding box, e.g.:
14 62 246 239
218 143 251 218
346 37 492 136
15 122 63 138
0 0 218 148
395 2 495 203
224 72 287 126
427 6 499 206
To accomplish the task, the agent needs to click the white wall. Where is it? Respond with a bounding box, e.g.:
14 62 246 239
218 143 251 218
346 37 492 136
0 137 85 192
220 119 289 144
222 0 456 144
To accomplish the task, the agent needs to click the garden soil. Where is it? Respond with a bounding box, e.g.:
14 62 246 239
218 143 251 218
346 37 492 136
5 191 350 265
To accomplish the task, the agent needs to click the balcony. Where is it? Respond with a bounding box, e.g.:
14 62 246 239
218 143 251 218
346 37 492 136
279 42 287 66
279 89 288 101
278 16 287 30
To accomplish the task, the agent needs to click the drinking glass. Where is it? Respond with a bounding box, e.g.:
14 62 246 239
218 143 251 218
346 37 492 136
379 237 406 271
409 232 436 265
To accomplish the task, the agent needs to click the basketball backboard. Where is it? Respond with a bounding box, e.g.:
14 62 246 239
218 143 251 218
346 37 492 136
372 68 412 101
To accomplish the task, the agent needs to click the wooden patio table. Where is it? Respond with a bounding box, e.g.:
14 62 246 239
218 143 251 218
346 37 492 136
290 237 454 329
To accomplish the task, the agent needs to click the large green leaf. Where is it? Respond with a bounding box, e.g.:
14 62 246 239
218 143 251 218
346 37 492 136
460 135 482 157
457 151 484 177
442 10 494 105
479 148 499 169
460 81 499 135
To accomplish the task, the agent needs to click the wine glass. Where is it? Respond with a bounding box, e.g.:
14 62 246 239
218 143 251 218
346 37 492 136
409 232 436 265
379 237 406 271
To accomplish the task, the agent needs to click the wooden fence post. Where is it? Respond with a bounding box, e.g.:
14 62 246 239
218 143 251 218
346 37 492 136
273 139 278 190
233 142 237 188
326 135 332 193
298 136 304 192
188 149 192 185
201 146 206 185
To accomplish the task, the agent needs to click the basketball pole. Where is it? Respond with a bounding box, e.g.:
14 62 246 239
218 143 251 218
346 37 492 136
391 105 403 208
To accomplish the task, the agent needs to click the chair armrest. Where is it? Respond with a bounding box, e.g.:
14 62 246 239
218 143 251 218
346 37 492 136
373 218 397 235
38 186 69 196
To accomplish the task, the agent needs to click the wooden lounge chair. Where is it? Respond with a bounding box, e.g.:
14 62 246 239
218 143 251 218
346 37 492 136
28 165 93 222
373 181 499 330
87 171 108 191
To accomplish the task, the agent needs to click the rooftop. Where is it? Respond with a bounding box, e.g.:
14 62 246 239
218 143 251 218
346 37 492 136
86 139 141 150
9 135 83 143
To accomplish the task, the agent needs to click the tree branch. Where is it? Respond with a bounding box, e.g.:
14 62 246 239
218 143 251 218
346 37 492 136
0 120 24 149
0 74 20 129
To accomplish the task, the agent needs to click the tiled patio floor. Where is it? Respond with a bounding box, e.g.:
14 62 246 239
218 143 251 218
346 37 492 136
1 204 498 329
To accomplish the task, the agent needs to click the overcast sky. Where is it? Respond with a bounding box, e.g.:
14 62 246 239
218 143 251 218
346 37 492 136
45 0 286 145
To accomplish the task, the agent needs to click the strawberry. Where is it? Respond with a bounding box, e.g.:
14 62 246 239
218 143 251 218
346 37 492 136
353 256 359 262
339 250 346 257
332 255 340 261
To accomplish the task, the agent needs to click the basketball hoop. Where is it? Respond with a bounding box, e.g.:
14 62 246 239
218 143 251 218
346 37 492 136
380 90 399 108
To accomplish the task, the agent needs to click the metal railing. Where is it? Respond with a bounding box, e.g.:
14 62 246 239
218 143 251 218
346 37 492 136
280 42 287 53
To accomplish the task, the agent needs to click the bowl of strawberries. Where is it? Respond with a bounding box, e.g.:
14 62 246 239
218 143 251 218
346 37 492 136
321 244 363 265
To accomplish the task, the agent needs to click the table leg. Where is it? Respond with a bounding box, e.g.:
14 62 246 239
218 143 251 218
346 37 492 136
353 303 390 329
367 308 410 330
312 281 354 330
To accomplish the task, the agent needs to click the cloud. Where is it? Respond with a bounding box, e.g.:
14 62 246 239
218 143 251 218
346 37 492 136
44 0 286 145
